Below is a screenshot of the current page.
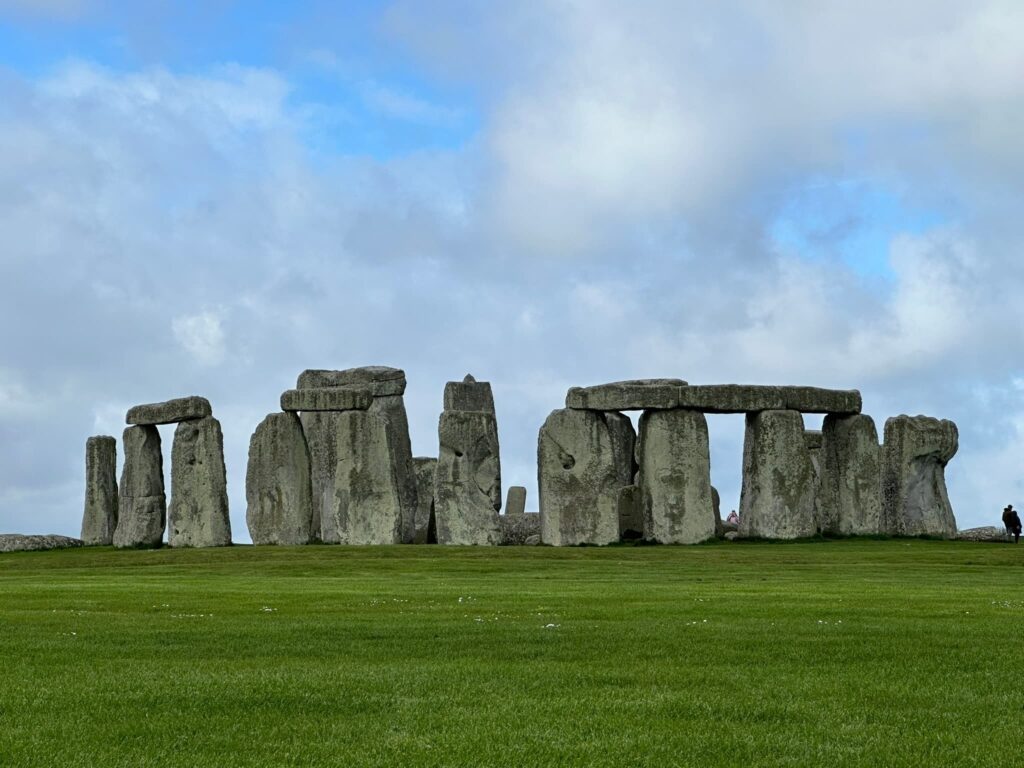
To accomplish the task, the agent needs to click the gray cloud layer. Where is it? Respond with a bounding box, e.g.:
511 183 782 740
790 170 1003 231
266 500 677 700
2 2 1023 537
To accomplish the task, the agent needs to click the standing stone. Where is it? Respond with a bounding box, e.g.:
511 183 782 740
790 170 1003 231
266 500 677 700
637 409 716 544
301 411 343 543
805 430 824 532
538 409 635 546
434 411 502 545
114 425 165 548
712 486 723 538
739 410 817 539
332 410 404 545
245 413 314 545
881 415 959 537
505 486 527 517
297 367 418 544
412 457 438 544
820 414 882 536
82 436 118 545
168 417 231 548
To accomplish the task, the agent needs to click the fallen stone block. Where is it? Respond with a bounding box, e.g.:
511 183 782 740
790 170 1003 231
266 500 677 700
881 415 958 537
114 425 166 548
0 534 84 553
739 410 817 539
246 412 314 545
538 409 635 545
435 411 502 545
297 366 406 397
280 387 373 412
444 374 495 413
957 526 1008 542
565 379 688 411
499 512 541 545
637 409 716 544
168 416 232 548
81 435 118 546
126 396 212 426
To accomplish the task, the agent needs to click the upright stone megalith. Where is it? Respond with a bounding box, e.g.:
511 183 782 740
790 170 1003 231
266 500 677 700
297 366 417 544
504 486 527 517
114 425 165 548
82 435 118 545
434 411 502 545
246 412 314 545
412 457 438 544
739 410 817 539
538 409 635 546
168 416 231 548
881 415 958 537
820 414 882 535
332 410 404 545
637 409 716 544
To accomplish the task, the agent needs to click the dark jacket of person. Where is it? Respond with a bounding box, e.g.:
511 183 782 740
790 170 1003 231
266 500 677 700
1004 509 1023 534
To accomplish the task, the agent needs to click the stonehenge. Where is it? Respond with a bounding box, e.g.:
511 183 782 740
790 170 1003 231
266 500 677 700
83 372 964 549
82 435 117 545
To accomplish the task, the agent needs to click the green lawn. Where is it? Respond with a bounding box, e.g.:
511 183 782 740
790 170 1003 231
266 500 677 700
0 540 1021 767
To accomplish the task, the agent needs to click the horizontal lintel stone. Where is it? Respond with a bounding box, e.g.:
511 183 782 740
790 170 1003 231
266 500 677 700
126 396 212 425
565 379 689 411
297 366 406 397
280 387 373 412
675 385 861 415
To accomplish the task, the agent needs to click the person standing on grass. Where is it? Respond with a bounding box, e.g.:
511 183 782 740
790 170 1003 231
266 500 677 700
1002 505 1022 543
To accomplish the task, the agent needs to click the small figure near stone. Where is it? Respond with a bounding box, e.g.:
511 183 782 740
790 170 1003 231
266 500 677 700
1003 504 1022 544
726 510 739 526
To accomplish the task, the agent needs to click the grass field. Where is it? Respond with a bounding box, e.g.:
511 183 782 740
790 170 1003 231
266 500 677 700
1 540 1021 767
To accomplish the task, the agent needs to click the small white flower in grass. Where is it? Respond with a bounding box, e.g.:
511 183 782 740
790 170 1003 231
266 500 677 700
260 607 276 613
543 623 560 629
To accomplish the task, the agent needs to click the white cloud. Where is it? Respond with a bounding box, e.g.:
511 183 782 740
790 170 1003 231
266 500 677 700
172 311 227 366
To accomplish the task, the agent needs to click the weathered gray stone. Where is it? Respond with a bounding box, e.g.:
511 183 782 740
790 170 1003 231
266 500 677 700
565 379 688 411
369 395 419 544
538 409 634 545
126 396 212 426
499 512 541 545
245 413 314 545
524 534 541 546
0 534 84 553
114 425 166 548
712 486 723 538
805 430 823 532
820 414 882 536
444 374 495 414
505 486 527 517
956 526 1007 542
297 366 406 397
739 410 817 539
300 411 343 542
637 409 716 544
435 411 502 545
675 385 861 415
618 485 643 540
881 415 958 537
280 387 372 413
331 410 405 545
168 417 231 548
81 436 117 545
412 457 437 544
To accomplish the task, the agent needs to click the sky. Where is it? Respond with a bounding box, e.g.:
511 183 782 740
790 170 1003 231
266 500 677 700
1 0 1023 540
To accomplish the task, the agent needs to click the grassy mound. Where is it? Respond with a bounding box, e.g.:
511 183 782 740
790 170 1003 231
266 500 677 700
1 540 1020 767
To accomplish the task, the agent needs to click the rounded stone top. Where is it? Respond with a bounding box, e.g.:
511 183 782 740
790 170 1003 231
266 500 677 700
463 374 476 383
